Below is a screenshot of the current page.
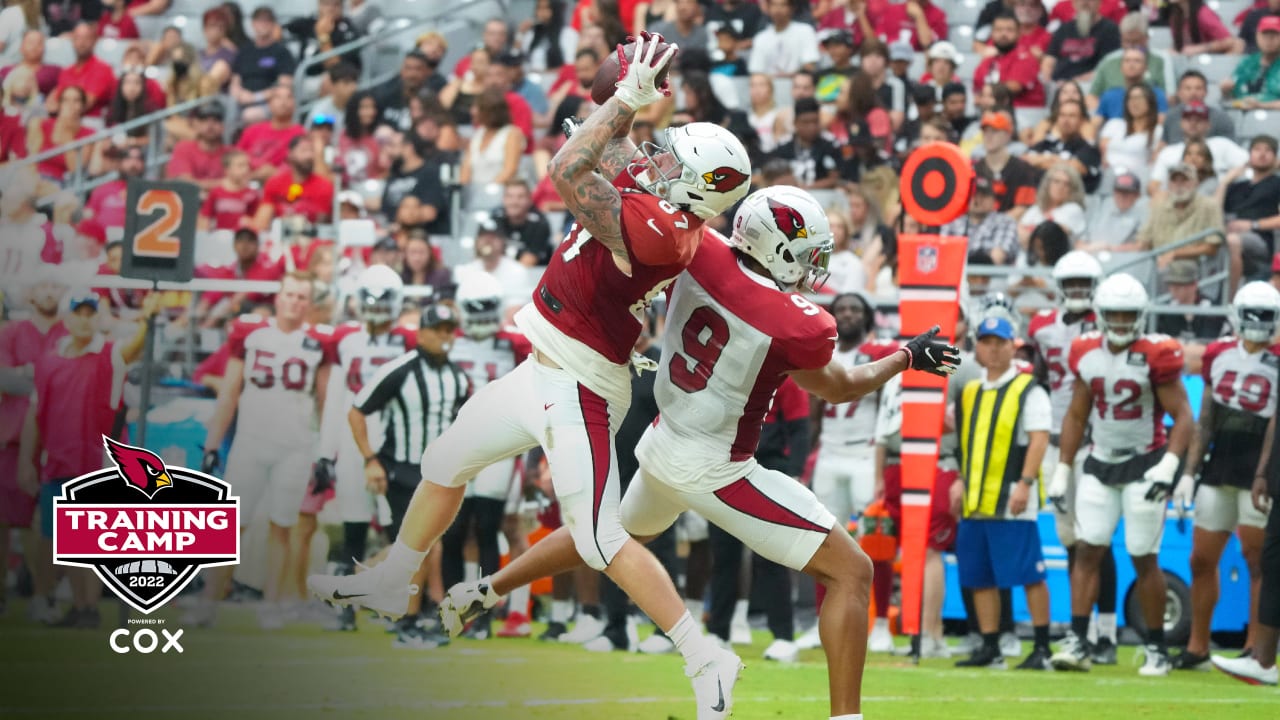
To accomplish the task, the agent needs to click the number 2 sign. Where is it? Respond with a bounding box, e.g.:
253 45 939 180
121 179 199 283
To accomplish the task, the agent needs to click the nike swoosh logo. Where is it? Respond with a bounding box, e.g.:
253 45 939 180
332 590 367 601
646 218 664 236
711 678 725 712
544 403 555 410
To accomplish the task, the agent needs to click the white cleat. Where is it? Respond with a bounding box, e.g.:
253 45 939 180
438 580 501 638
794 623 822 650
763 638 799 663
1000 632 1022 658
1138 645 1172 677
921 634 952 659
687 647 743 720
729 617 753 646
560 613 606 644
306 561 418 620
868 620 894 653
1211 654 1279 686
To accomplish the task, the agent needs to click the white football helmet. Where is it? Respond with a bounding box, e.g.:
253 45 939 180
1094 272 1148 347
730 185 833 291
1053 250 1103 313
1231 281 1280 343
630 122 752 221
455 273 504 339
355 265 404 324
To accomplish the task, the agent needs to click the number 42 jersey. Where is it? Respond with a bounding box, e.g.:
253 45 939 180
1068 331 1183 457
643 231 837 491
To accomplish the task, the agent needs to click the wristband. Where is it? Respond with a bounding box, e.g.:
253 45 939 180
1018 476 1037 487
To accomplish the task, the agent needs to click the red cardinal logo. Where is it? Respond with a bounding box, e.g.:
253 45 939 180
104 437 173 499
701 166 749 193
767 198 809 241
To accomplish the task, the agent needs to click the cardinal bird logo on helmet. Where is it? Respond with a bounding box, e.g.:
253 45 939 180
767 198 809 241
104 437 173 499
702 166 749 193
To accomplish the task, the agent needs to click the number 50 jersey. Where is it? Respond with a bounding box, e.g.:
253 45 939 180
645 232 836 491
1068 331 1183 457
228 315 337 449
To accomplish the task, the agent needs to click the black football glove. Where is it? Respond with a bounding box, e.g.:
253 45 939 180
901 325 961 377
1144 480 1175 503
561 116 584 139
201 448 221 474
312 458 336 495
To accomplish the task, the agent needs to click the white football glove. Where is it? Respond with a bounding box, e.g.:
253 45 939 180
1047 462 1071 513
1172 473 1195 516
1142 453 1181 503
613 34 678 111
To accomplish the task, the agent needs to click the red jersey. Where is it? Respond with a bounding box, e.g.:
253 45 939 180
261 169 334 224
52 57 116 117
235 121 305 172
0 320 68 446
166 140 229 184
973 48 1045 108
33 119 94 181
1018 25 1052 55
98 12 139 39
200 254 285 306
875 1 950 50
34 336 127 481
1069 332 1183 455
86 180 128 229
1050 0 1127 25
201 185 260 230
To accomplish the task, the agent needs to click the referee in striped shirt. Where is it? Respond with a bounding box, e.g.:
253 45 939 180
349 303 470 648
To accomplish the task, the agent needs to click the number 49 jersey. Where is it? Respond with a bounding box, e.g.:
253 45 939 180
1200 337 1280 488
229 316 337 449
647 232 836 490
1068 331 1183 456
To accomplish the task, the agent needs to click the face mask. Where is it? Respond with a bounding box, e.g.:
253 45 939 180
173 60 190 76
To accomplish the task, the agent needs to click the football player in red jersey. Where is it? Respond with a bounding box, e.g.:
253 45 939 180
1173 282 1280 670
444 187 960 720
1049 273 1194 676
190 272 335 629
310 34 758 716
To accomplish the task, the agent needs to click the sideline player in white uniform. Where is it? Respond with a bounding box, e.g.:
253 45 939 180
446 274 534 638
193 272 334 628
1173 282 1280 669
444 187 961 720
1049 273 1194 676
310 35 754 717
1027 251 1120 664
312 266 413 631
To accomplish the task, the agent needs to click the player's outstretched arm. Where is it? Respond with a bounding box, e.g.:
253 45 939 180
547 99 633 260
790 352 909 406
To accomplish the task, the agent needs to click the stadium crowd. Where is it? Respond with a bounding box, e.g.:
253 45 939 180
2 0 1280 691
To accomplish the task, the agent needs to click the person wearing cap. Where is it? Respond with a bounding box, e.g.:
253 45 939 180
817 30 858 101
348 301 470 647
1136 160 1230 277
229 8 297 122
748 0 820 77
1224 15 1280 109
973 11 1045 108
975 110 1039 220
195 228 286 326
1155 259 1227 341
497 48 549 119
1082 169 1147 250
874 0 949 51
921 40 960 97
942 176 1021 265
1149 99 1249 196
18 288 161 628
167 100 229 191
888 40 915 83
648 0 710 55
951 314 1053 670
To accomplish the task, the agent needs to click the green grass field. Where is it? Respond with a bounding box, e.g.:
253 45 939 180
2 601 1278 720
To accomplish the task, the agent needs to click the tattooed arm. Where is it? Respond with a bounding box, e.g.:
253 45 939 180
547 97 637 261
597 135 638 182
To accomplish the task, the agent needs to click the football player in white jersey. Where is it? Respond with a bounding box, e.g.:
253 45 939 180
444 274 534 639
191 272 335 629
1028 251 1120 663
1173 282 1280 670
311 266 413 631
1049 273 1194 676
442 186 960 720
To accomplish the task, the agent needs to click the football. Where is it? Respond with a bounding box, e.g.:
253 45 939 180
591 39 676 106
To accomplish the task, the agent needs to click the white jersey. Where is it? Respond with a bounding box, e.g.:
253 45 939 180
317 322 415 459
641 234 835 491
450 330 531 390
228 316 335 449
1069 331 1184 457
1028 308 1096 434
1202 338 1280 420
819 339 900 453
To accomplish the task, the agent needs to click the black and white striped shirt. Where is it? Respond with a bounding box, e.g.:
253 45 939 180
353 348 471 464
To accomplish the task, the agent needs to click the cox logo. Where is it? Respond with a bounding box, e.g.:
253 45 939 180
109 628 185 654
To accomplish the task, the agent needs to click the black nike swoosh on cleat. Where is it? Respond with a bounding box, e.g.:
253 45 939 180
711 678 725 713
332 590 368 601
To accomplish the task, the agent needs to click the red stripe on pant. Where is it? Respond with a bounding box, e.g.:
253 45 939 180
713 477 830 534
576 383 612 565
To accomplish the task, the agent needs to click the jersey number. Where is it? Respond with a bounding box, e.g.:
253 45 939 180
1090 378 1143 420
1044 347 1068 391
249 351 308 391
346 356 390 394
132 189 183 258
670 306 731 394
1214 370 1272 414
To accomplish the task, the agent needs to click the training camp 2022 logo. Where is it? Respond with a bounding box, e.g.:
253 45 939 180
52 436 239 616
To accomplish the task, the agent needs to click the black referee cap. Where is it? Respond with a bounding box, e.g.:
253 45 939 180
420 303 459 328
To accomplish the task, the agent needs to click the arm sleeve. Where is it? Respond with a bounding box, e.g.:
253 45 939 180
1149 338 1185 385
1021 385 1053 433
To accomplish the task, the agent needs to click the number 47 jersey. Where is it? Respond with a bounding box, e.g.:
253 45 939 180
1068 331 1184 457
645 231 836 491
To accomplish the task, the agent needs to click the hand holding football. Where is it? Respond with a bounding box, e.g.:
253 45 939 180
591 36 676 106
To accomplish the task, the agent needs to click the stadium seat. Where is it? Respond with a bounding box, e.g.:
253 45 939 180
1193 53 1239 85
95 39 128 69
1148 27 1174 51
44 36 74 67
135 15 169 41
175 14 207 47
948 0 985 29
171 0 221 14
1210 0 1254 25
1238 109 1274 143
772 76 793 103
1015 107 1048 135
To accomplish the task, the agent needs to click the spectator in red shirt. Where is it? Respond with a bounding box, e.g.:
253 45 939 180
0 30 59 96
97 0 139 40
49 22 116 118
236 85 306 182
26 85 92 184
257 135 335 227
1049 0 1127 25
86 146 144 230
1167 0 1243 55
199 149 260 231
875 0 948 51
195 229 284 326
973 11 1045 108
167 101 229 191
